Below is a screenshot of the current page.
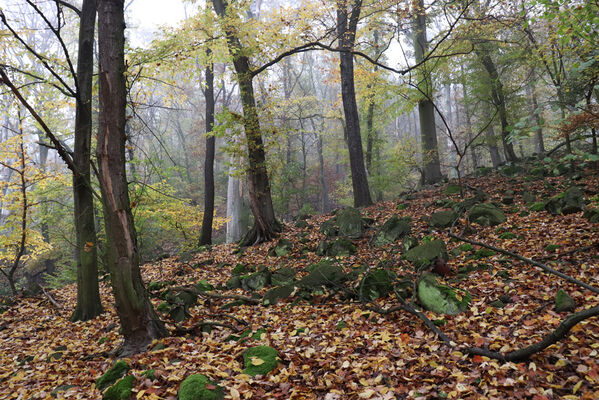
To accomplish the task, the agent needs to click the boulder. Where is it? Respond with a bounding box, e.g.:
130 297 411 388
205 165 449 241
373 216 411 246
445 184 462 195
360 269 394 300
271 267 296 286
96 360 130 391
336 207 365 239
178 374 224 400
555 289 575 312
270 238 293 257
583 208 599 223
429 210 458 229
522 191 536 204
242 346 279 376
469 203 506 226
242 269 271 291
103 376 135 400
225 276 242 290
317 238 356 257
417 274 471 315
320 218 338 238
194 280 214 292
404 239 448 269
263 285 294 306
402 236 419 252
545 187 585 215
501 190 515 205
300 261 346 289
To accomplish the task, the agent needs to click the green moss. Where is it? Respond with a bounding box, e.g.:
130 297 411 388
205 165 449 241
472 249 496 259
142 370 156 380
529 202 546 212
194 280 214 292
545 244 560 252
242 346 279 376
156 302 170 313
445 184 462 195
102 375 135 400
98 337 109 344
96 360 130 391
178 374 224 400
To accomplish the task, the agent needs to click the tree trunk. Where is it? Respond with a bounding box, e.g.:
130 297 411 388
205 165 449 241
337 0 373 207
37 138 56 277
97 0 166 355
71 0 103 322
199 57 215 246
476 47 517 162
482 101 502 168
213 0 281 245
526 77 545 156
413 0 442 184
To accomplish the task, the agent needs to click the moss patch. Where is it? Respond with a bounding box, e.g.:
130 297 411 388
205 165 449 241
102 375 135 400
178 374 224 400
242 346 279 376
96 360 130 391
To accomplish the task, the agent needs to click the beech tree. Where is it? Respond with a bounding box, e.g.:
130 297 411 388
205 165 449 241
96 0 166 354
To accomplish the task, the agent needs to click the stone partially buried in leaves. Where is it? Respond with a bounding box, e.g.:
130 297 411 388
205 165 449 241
263 285 294 306
373 216 411 246
360 269 394 300
469 203 506 226
241 268 271 291
96 360 130 391
271 238 293 257
103 376 135 400
429 210 458 229
555 289 575 312
317 238 356 257
178 374 224 400
404 239 448 269
300 261 346 289
242 346 279 376
417 273 471 315
336 207 365 239
271 267 296 286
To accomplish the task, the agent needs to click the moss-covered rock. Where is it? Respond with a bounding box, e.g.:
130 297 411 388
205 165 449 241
103 376 135 400
402 236 419 252
545 187 585 215
469 203 506 226
317 238 356 257
294 219 309 228
404 239 448 269
271 267 296 286
445 184 462 195
555 289 575 312
522 191 536 204
337 207 365 239
498 232 516 240
583 208 599 223
96 360 130 391
242 346 279 376
529 202 546 212
178 374 224 400
225 276 243 290
194 280 214 292
320 218 338 238
501 190 515 205
373 216 411 246
270 238 294 257
429 210 458 229
241 269 271 291
263 285 294 306
360 269 394 300
300 261 346 289
417 274 471 315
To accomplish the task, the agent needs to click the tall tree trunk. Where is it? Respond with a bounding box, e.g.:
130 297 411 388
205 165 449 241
445 83 458 178
412 0 442 184
557 89 572 153
37 138 56 277
97 0 166 354
482 101 502 168
526 76 545 155
199 56 215 246
213 0 281 245
460 67 477 170
476 47 517 162
337 0 373 207
71 0 103 322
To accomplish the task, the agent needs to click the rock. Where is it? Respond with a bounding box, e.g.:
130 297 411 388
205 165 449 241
300 261 347 289
501 190 515 205
96 360 130 391
429 210 458 229
317 238 356 257
263 285 294 306
242 346 279 376
373 216 411 246
529 202 546 212
225 276 242 290
499 164 523 177
522 191 536 204
402 236 419 252
583 208 599 223
336 207 365 239
294 220 309 228
320 218 338 238
417 274 471 315
194 280 214 292
404 240 448 269
360 269 394 300
469 203 506 226
555 289 575 312
270 238 293 257
103 376 135 400
545 187 585 215
178 374 224 400
242 269 271 291
271 267 296 286
232 264 246 275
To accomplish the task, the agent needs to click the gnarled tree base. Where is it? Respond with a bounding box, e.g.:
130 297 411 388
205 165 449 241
240 220 282 247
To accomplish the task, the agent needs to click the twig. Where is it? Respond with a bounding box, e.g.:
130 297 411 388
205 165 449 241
198 292 260 304
173 320 241 335
205 313 249 326
507 301 551 337
40 286 62 309
537 242 599 262
448 232 599 294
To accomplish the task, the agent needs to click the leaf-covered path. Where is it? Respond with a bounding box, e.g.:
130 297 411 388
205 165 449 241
1 170 599 399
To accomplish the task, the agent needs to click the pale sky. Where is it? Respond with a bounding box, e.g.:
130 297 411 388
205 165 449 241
127 0 190 47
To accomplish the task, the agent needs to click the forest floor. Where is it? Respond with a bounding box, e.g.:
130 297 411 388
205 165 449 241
1 167 599 399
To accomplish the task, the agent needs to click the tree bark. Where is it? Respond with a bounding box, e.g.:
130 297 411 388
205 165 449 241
482 101 502 168
199 56 215 246
71 0 103 322
526 75 545 155
412 0 442 185
213 0 281 245
337 0 373 207
476 47 517 162
97 0 166 354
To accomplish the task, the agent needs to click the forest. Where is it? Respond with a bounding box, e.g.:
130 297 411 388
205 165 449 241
0 0 598 398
